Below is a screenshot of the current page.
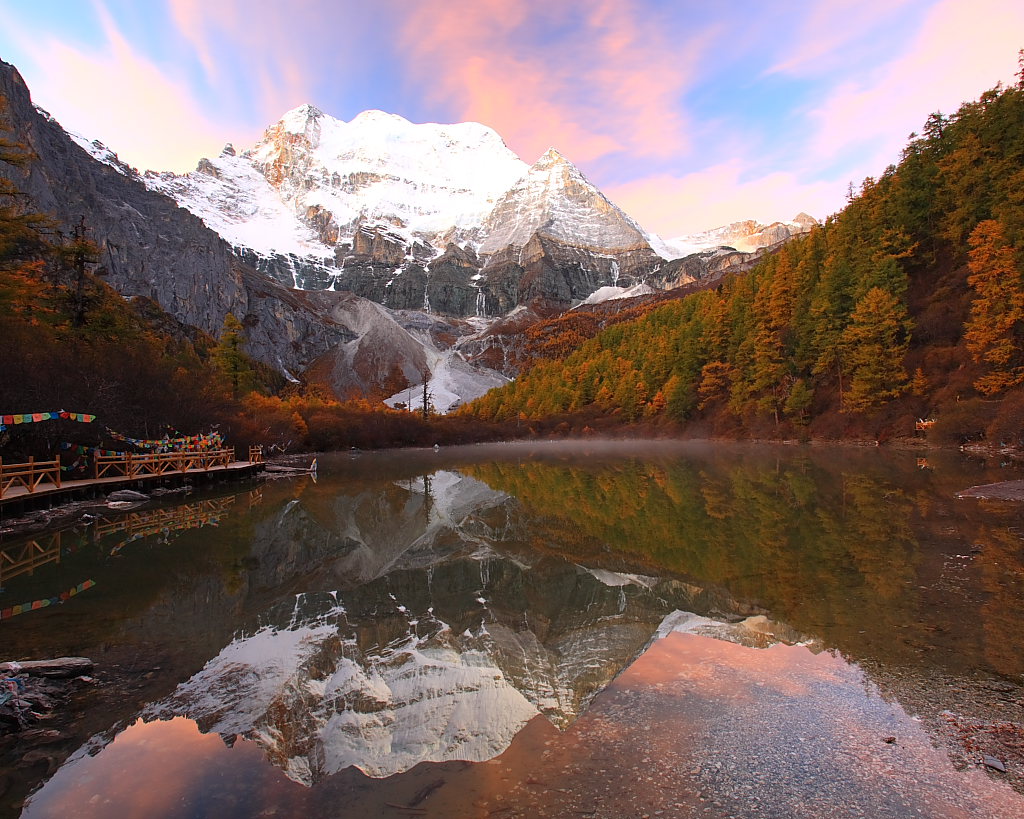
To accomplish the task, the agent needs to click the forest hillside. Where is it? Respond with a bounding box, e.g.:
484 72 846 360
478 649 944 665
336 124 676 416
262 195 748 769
461 73 1024 446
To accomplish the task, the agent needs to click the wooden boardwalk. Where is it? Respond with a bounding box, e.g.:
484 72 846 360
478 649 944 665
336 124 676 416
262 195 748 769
0 461 258 504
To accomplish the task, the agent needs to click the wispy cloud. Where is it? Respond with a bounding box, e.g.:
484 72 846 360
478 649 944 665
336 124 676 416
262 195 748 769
3 0 1018 237
765 0 923 77
397 0 713 164
6 5 253 172
165 0 317 120
805 0 1024 174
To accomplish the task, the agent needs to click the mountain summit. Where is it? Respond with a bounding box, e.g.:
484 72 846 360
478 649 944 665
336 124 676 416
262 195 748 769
143 105 808 317
148 106 529 262
478 147 651 255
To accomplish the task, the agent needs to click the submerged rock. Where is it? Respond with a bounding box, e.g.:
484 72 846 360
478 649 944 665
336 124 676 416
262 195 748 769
107 490 150 502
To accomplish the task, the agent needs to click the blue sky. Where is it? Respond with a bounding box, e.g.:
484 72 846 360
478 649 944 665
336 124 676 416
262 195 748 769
1 0 1021 236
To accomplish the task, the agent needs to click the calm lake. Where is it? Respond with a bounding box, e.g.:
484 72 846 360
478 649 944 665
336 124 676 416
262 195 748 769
3 440 1024 818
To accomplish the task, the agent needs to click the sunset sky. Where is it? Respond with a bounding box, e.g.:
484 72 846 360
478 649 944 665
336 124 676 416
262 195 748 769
1 0 1021 237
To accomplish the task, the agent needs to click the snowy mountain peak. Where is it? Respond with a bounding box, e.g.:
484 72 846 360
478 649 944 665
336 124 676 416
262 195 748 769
279 103 324 134
147 106 531 260
478 143 651 254
535 147 570 166
350 108 413 127
653 212 819 260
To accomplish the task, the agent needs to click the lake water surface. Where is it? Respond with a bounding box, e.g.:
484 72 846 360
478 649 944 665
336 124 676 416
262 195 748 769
3 441 1024 818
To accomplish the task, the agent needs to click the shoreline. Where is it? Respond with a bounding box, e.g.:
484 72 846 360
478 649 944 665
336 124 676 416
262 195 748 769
1 437 1021 541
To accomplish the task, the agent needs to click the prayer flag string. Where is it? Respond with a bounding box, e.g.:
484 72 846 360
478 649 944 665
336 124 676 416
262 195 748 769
0 411 96 432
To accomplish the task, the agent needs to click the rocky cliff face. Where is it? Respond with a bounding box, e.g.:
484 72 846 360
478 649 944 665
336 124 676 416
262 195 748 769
0 61 351 377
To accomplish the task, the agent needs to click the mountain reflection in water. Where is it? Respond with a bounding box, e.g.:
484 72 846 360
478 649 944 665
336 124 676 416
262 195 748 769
5 441 1024 818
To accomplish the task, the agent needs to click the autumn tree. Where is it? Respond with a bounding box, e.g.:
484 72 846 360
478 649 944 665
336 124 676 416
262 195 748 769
963 219 1024 394
750 255 796 423
0 118 51 317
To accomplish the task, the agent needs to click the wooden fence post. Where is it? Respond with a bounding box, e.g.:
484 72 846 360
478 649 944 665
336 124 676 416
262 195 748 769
28 456 35 493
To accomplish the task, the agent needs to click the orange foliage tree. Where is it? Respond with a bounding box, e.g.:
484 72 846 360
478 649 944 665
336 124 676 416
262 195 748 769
964 219 1024 394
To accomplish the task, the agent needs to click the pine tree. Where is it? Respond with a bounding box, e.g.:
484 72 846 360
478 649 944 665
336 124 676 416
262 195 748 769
213 312 254 398
840 287 911 412
963 219 1024 393
0 115 53 317
783 379 813 424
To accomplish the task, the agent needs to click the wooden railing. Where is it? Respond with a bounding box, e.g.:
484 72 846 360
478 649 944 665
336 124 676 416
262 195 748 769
248 445 264 464
93 448 235 479
0 457 61 497
0 449 238 498
0 531 63 586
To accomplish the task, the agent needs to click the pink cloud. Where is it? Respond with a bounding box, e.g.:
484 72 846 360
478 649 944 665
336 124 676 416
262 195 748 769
7 7 256 173
397 0 710 164
806 0 1024 171
606 160 842 237
167 0 313 120
765 0 920 76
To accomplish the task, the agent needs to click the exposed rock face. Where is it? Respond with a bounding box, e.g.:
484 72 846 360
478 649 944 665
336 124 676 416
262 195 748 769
0 61 351 377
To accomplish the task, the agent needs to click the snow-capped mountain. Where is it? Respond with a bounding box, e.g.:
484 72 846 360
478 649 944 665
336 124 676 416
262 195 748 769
478 147 651 255
136 96 828 338
144 103 814 321
147 105 530 263
658 213 818 259
144 105 672 316
2 55 817 408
